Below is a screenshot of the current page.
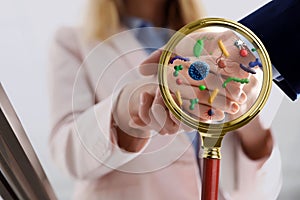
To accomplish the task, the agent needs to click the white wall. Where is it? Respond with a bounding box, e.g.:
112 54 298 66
0 0 85 199
1 0 300 199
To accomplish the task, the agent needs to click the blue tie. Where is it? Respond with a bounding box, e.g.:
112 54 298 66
185 131 200 159
136 21 171 54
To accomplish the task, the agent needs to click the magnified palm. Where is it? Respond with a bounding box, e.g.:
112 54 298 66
166 29 262 123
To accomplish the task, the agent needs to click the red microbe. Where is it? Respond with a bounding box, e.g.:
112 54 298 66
217 59 226 68
176 78 183 85
240 49 248 57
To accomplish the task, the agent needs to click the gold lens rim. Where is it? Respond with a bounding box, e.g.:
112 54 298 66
158 18 272 135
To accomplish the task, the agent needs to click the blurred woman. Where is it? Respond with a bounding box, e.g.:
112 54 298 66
47 0 282 199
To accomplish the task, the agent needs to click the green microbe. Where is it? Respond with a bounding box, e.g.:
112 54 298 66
193 39 204 58
199 85 206 91
222 77 249 88
189 98 199 110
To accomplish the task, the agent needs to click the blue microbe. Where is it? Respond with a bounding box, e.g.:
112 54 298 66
188 61 210 81
249 58 262 68
170 56 190 64
208 109 215 116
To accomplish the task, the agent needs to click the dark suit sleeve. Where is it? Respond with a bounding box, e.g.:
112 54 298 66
239 0 300 101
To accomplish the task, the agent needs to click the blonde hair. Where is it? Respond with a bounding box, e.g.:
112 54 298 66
82 0 206 41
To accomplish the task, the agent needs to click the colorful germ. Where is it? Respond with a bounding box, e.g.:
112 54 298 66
193 39 204 57
188 61 210 81
189 98 199 110
173 65 183 77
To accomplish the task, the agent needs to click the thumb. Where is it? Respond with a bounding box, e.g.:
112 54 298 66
139 49 163 76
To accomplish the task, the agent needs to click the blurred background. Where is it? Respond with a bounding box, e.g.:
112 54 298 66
1 0 299 199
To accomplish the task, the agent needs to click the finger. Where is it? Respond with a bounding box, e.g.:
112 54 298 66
167 60 248 104
170 81 241 114
138 92 155 125
134 91 167 134
160 111 180 135
139 49 163 76
166 95 195 133
181 100 225 122
162 110 180 134
149 103 168 134
151 89 180 134
169 72 246 104
168 93 184 126
168 30 258 82
223 82 248 104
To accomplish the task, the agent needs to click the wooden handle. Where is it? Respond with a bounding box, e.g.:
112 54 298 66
201 158 220 200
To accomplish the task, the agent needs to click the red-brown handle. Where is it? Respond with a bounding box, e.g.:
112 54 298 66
201 158 220 200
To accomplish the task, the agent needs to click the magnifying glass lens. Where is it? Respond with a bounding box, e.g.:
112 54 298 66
160 24 269 129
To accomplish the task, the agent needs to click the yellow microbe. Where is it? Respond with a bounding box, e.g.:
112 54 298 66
176 90 183 106
208 88 219 104
218 39 230 57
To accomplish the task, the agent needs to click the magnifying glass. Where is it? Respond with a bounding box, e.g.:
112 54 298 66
158 18 272 200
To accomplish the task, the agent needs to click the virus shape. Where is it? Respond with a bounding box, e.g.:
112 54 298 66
188 61 210 81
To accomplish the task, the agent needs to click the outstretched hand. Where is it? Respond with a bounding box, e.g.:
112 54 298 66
113 29 265 152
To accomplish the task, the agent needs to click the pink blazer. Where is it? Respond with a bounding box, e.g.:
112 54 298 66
47 26 282 200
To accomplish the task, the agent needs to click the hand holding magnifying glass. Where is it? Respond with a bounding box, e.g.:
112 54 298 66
158 18 272 200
